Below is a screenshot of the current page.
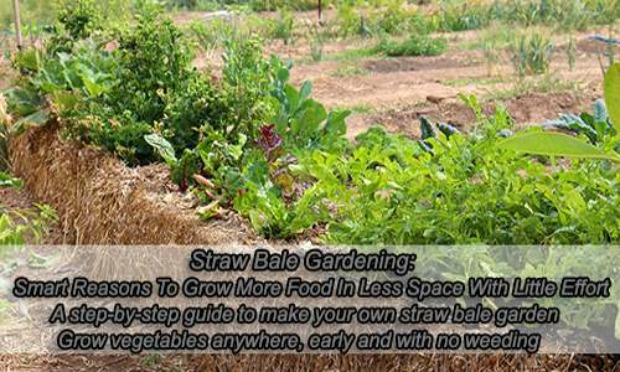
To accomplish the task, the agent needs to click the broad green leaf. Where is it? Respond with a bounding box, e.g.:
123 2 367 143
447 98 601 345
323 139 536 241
293 99 327 138
324 109 350 137
604 63 620 132
51 92 80 111
144 134 177 166
12 109 49 135
284 84 300 112
299 81 312 102
593 99 608 124
4 87 42 116
498 132 620 161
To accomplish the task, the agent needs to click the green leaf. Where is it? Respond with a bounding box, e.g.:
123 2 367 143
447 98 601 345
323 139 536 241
284 84 300 113
604 63 620 132
498 132 620 161
299 81 312 102
324 109 350 137
293 99 327 139
593 99 608 124
51 92 80 111
0 171 22 189
12 109 49 135
420 116 435 140
144 134 177 166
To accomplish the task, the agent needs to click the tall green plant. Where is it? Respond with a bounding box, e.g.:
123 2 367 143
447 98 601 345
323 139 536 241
510 33 554 76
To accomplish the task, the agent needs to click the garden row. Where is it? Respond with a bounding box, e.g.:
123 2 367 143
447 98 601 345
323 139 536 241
3 0 618 246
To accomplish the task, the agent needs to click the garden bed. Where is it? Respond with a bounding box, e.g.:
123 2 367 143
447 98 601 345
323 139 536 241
10 122 254 245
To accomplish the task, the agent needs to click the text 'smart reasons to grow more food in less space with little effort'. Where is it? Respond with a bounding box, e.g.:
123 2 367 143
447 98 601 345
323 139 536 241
0 0 620 370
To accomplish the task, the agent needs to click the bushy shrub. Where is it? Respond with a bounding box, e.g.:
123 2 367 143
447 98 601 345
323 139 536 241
376 34 447 57
239 99 619 244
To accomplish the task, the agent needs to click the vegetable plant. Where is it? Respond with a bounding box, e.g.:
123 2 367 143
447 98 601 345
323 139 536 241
500 63 620 162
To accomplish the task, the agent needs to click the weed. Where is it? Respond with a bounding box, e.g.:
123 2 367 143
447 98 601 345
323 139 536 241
443 76 507 87
376 34 447 57
0 173 56 245
325 46 379 62
330 65 369 78
487 74 581 100
510 32 554 76
567 35 577 71
310 38 324 62
438 0 491 32
271 8 295 45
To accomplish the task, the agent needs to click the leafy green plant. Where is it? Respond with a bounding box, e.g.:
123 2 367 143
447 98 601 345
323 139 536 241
438 0 491 32
271 8 294 45
0 172 56 245
375 34 447 57
510 32 554 76
0 171 23 188
499 63 620 162
543 99 616 144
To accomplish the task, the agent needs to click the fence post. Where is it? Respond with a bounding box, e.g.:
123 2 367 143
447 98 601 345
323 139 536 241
12 0 23 50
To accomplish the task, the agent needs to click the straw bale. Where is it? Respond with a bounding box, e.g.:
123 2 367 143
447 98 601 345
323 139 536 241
9 122 254 245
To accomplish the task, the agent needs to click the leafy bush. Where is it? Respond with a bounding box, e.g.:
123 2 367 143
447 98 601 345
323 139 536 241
438 0 492 32
375 34 447 57
239 97 619 244
333 0 434 38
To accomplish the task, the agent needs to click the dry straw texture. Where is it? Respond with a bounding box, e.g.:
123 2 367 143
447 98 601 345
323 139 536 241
2 353 616 371
10 122 253 245
6 123 618 370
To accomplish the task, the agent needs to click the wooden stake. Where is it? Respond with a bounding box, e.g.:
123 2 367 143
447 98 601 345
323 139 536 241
318 0 322 25
12 0 23 51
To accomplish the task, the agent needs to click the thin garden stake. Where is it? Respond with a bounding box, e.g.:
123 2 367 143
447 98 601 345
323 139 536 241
318 0 322 25
13 0 23 50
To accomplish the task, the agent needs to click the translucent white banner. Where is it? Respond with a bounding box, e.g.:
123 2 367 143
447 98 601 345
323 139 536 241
0 245 618 354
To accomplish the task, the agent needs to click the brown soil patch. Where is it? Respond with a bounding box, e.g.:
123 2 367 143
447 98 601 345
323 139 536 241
347 92 595 139
574 37 620 56
3 353 618 372
364 54 474 74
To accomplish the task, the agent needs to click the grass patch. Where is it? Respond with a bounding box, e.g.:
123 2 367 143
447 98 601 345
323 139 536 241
487 74 582 100
330 65 370 78
510 32 554 76
443 76 508 87
325 46 380 62
375 34 447 57
333 103 374 114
